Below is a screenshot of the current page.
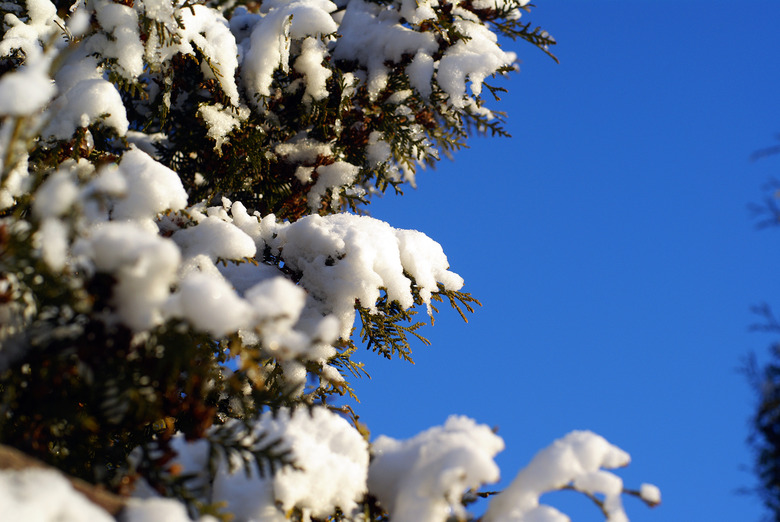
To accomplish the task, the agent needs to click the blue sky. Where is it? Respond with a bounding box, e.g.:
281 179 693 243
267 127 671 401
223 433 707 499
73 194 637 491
345 1 780 520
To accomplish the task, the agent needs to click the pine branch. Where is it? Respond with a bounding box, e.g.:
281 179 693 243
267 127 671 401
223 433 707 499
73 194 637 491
430 284 482 323
208 421 298 480
357 293 431 363
329 340 370 380
495 20 559 63
107 70 149 100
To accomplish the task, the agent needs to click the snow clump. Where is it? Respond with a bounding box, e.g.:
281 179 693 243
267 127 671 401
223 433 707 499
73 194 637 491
368 415 505 522
73 221 181 331
639 483 662 506
241 0 338 103
0 468 114 522
165 407 370 522
484 430 637 522
266 213 464 338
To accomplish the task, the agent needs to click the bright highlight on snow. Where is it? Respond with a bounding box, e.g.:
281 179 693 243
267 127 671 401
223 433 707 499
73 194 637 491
368 415 504 522
0 0 656 521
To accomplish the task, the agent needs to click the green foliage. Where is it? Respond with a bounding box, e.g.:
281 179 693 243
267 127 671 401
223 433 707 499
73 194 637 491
208 420 298 480
358 295 430 364
431 283 482 323
0 315 223 484
473 0 559 63
0 0 551 517
131 417 299 521
352 282 481 366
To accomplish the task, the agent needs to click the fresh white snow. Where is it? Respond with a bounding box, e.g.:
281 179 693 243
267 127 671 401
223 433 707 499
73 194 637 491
0 1 658 521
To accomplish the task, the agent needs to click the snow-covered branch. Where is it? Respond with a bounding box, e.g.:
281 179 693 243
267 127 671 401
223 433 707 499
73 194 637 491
0 1 657 521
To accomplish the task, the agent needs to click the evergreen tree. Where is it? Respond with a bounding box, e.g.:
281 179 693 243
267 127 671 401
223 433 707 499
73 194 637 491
747 143 780 521
747 305 780 521
0 0 659 520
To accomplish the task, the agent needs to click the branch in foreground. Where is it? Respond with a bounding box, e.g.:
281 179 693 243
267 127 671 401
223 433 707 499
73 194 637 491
0 443 125 515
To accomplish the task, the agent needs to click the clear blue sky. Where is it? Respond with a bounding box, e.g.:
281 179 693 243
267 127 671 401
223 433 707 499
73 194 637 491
345 1 780 520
